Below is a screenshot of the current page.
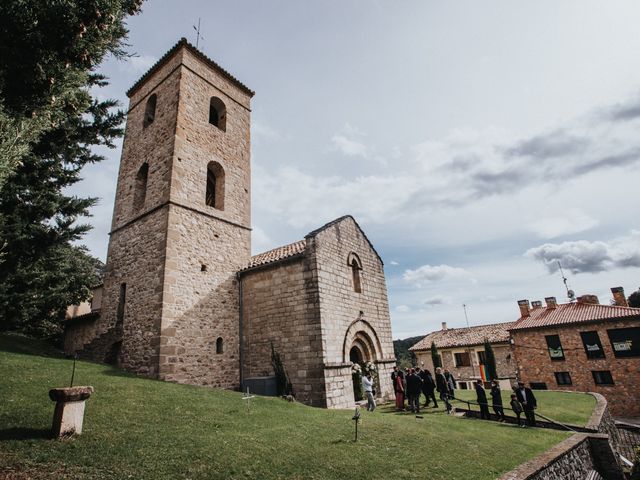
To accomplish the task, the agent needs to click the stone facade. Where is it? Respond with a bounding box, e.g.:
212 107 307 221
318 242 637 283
65 39 396 409
510 317 640 417
415 343 516 389
241 216 396 408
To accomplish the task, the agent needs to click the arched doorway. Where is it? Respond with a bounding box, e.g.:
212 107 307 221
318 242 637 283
348 331 378 401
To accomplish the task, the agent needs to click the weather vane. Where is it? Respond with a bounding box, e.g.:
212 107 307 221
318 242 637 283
193 18 205 49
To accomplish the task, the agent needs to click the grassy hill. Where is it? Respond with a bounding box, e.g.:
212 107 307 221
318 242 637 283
0 334 583 480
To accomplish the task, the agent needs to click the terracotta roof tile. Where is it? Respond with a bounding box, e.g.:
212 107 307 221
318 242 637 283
245 240 306 270
510 302 640 331
409 322 515 351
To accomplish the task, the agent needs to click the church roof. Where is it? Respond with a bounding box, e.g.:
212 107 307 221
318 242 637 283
241 215 383 273
409 321 515 351
245 240 307 271
127 37 255 98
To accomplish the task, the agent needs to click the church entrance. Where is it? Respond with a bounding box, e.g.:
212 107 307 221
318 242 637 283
349 335 377 402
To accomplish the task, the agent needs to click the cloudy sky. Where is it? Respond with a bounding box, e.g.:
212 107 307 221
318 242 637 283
74 1 640 339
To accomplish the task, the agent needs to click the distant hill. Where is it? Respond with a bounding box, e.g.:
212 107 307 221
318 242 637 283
393 335 424 367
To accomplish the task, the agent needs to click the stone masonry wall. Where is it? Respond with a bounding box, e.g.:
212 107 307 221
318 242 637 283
309 217 395 409
157 45 252 388
415 343 516 384
158 206 249 387
511 317 640 417
241 256 326 406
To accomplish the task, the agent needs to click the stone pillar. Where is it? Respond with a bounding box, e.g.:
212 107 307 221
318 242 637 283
49 386 94 437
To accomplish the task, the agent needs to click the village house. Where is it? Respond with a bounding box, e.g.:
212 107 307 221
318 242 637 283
409 321 517 390
63 38 396 409
510 287 640 417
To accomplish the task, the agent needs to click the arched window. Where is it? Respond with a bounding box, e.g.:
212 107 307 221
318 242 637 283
133 163 149 211
205 161 225 210
143 94 157 128
209 96 227 131
348 252 363 293
216 337 224 354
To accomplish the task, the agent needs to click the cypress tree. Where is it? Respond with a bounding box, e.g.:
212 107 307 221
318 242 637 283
431 341 442 368
484 339 498 381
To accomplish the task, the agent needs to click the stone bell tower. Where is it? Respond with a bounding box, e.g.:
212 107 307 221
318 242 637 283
99 38 253 387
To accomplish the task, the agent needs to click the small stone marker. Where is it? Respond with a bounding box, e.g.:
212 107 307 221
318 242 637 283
49 386 94 437
352 406 361 441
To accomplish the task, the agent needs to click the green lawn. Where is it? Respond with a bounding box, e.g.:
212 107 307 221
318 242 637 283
0 334 574 480
452 388 595 426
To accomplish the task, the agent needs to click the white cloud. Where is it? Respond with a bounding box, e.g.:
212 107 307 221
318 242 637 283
395 305 411 312
528 209 599 239
389 260 399 265
525 230 640 274
424 295 451 306
119 54 158 74
403 264 472 287
331 123 369 158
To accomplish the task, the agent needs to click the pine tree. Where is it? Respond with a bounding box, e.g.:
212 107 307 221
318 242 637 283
431 341 442 368
484 339 498 381
0 0 143 337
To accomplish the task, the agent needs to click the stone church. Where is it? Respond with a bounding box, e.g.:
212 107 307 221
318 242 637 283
65 38 395 408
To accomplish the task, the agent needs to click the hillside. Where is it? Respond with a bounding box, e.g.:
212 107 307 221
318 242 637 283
0 334 577 480
393 335 423 367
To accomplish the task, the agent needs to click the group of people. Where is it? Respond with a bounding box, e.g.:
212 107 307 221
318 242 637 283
391 365 456 414
390 365 539 427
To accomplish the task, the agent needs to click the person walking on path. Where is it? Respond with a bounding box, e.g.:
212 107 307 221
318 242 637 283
420 368 438 408
435 367 452 414
515 381 537 426
510 393 525 427
444 369 456 397
362 372 376 412
406 368 422 413
475 380 490 420
490 380 506 422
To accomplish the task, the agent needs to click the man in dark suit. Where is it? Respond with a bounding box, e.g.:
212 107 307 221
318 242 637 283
419 368 438 408
515 381 537 426
435 367 452 414
406 368 422 413
475 380 490 420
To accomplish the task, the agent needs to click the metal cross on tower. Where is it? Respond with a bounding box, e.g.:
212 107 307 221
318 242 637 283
193 18 205 49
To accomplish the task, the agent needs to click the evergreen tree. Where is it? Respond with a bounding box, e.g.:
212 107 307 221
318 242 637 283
628 289 640 308
483 339 498 381
431 341 442 368
0 0 143 336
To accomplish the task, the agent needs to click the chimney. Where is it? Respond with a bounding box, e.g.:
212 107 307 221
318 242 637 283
545 297 557 309
531 300 543 309
611 287 628 307
441 322 448 331
577 294 599 305
518 300 530 317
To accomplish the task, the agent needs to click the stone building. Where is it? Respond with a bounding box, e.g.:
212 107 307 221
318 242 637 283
510 288 640 417
64 38 395 408
409 321 516 390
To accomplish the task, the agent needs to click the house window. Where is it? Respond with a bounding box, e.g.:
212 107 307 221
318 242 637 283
205 161 225 209
133 163 149 211
530 382 548 390
143 93 157 128
209 96 227 131
545 335 565 360
607 327 640 358
592 370 614 386
216 337 224 354
477 350 486 364
454 352 471 367
554 372 572 385
580 331 605 359
347 253 362 293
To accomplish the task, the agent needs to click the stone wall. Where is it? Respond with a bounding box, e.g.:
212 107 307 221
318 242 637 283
309 217 395 408
510 318 640 417
240 256 326 406
415 343 516 384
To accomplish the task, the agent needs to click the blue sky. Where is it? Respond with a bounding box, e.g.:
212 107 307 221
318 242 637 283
74 1 640 338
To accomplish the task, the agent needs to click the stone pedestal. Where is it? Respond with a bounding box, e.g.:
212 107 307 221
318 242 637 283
48 386 94 437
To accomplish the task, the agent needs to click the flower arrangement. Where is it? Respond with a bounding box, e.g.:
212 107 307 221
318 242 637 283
363 361 377 375
351 363 362 374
